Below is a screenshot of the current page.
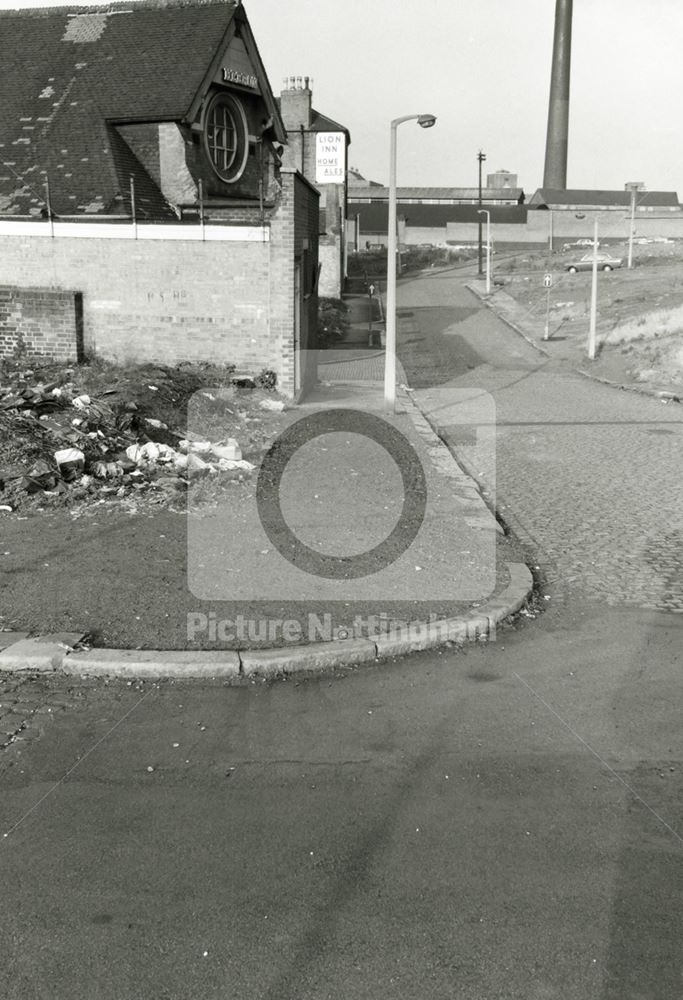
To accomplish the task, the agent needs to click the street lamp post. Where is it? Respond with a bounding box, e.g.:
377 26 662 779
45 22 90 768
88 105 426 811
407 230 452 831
627 186 636 269
477 209 491 294
588 217 599 360
477 150 486 275
384 113 437 412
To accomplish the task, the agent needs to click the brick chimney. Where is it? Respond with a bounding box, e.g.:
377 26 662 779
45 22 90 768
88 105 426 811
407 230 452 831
279 75 312 130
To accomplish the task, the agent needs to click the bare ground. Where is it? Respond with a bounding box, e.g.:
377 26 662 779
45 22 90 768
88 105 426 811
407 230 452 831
494 241 683 394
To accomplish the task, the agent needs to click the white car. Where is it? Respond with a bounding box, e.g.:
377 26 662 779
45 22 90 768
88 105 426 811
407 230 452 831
565 252 623 273
562 238 595 250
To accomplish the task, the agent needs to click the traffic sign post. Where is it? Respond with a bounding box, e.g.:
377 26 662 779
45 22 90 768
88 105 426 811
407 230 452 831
543 273 552 340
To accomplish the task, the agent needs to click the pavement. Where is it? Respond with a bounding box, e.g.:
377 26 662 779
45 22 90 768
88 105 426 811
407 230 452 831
0 311 535 676
7 263 678 678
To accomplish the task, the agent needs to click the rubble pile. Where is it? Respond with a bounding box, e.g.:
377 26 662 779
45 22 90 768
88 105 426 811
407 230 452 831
0 361 284 513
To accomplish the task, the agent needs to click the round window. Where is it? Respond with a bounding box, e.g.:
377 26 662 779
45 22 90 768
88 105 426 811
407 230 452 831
204 93 249 183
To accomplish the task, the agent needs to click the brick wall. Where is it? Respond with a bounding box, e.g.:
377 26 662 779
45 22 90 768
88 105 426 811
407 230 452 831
0 286 81 361
0 166 321 400
319 237 342 298
0 230 278 376
0 175 320 396
269 169 320 397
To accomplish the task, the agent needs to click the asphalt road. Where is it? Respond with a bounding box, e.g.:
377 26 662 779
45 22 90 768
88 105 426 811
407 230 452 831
1 268 682 999
1 604 681 999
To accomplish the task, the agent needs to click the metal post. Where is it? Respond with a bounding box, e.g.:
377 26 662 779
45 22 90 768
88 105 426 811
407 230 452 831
477 150 486 275
198 179 205 241
383 113 436 411
130 175 137 239
385 120 399 411
627 187 636 269
368 282 375 346
376 280 384 322
588 217 599 360
544 286 551 340
478 210 491 294
44 177 54 238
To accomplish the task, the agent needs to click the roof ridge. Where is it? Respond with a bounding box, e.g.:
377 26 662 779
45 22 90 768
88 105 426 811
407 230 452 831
0 0 236 18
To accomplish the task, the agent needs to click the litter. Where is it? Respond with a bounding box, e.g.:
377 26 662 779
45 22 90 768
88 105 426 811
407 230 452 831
0 360 284 512
209 439 241 462
54 447 85 481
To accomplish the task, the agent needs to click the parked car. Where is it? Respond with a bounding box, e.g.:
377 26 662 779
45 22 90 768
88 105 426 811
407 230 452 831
562 238 595 250
565 252 623 273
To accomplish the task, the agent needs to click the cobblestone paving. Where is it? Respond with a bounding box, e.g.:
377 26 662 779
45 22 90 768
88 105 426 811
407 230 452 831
488 370 681 609
400 275 683 611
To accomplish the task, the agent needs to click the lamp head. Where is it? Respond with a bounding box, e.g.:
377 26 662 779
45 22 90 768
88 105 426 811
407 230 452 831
417 114 437 129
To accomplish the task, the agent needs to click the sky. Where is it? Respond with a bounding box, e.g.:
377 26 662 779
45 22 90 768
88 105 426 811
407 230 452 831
4 0 683 195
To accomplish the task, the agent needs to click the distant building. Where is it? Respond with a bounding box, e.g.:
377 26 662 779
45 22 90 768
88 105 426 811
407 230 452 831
349 185 525 207
347 176 526 248
346 171 683 251
528 188 681 213
487 169 518 190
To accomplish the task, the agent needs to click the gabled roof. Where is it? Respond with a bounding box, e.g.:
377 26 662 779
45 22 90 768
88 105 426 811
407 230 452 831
0 0 282 216
310 109 351 141
530 188 680 208
347 167 382 187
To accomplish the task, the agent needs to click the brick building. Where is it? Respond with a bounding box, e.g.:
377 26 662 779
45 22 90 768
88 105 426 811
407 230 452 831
0 0 320 397
278 76 350 298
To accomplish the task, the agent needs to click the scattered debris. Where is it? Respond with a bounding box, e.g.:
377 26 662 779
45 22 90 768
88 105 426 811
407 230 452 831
0 360 287 513
259 398 285 412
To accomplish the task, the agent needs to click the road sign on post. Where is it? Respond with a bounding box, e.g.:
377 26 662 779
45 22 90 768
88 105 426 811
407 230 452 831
543 273 552 339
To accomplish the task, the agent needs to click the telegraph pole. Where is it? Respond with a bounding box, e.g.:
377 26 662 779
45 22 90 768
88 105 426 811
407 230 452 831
477 150 486 275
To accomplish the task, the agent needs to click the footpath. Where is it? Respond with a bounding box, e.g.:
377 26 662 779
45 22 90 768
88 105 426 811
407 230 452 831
0 300 534 677
468 277 682 403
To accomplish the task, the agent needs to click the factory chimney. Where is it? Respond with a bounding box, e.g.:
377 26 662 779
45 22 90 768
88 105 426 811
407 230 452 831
543 0 573 189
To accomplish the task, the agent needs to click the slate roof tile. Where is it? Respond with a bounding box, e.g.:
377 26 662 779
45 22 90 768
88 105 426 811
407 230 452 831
0 0 237 216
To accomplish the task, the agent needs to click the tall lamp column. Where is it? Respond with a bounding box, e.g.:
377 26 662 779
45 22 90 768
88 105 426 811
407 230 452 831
477 150 486 276
477 209 491 294
384 113 437 411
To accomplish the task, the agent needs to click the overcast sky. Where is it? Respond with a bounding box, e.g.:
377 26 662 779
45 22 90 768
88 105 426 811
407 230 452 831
5 0 682 194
